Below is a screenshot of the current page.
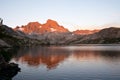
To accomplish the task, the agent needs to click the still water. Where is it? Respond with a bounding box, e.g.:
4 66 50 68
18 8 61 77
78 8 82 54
10 45 120 80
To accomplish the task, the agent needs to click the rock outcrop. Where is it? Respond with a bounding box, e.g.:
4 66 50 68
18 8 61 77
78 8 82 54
0 39 11 47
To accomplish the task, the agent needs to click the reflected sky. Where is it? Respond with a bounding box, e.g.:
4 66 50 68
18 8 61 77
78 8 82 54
11 45 120 80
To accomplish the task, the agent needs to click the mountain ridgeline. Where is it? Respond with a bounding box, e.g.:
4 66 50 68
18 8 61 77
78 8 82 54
0 19 120 47
14 19 69 34
72 27 120 44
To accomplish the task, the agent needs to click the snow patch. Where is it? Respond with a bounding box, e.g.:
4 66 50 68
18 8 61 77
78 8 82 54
19 28 24 31
39 26 42 28
51 28 56 32
72 34 74 35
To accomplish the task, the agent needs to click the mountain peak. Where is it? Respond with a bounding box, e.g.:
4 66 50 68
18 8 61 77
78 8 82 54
14 19 69 34
46 19 59 26
27 22 41 25
47 19 56 22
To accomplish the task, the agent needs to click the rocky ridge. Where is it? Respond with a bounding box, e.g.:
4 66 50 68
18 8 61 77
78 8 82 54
0 25 47 47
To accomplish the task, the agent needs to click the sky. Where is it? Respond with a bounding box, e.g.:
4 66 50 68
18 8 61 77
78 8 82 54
1 0 120 31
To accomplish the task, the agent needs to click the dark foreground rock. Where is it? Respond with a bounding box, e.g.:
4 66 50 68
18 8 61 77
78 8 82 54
0 53 20 80
0 63 20 80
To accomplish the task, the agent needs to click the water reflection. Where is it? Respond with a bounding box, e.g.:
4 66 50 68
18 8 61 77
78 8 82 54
11 46 120 70
12 46 70 69
72 51 120 61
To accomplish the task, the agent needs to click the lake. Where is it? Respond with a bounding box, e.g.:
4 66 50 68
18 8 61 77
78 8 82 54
10 45 120 80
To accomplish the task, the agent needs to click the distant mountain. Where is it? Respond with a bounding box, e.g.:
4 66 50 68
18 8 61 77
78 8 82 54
71 27 120 44
73 29 99 35
14 19 69 34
